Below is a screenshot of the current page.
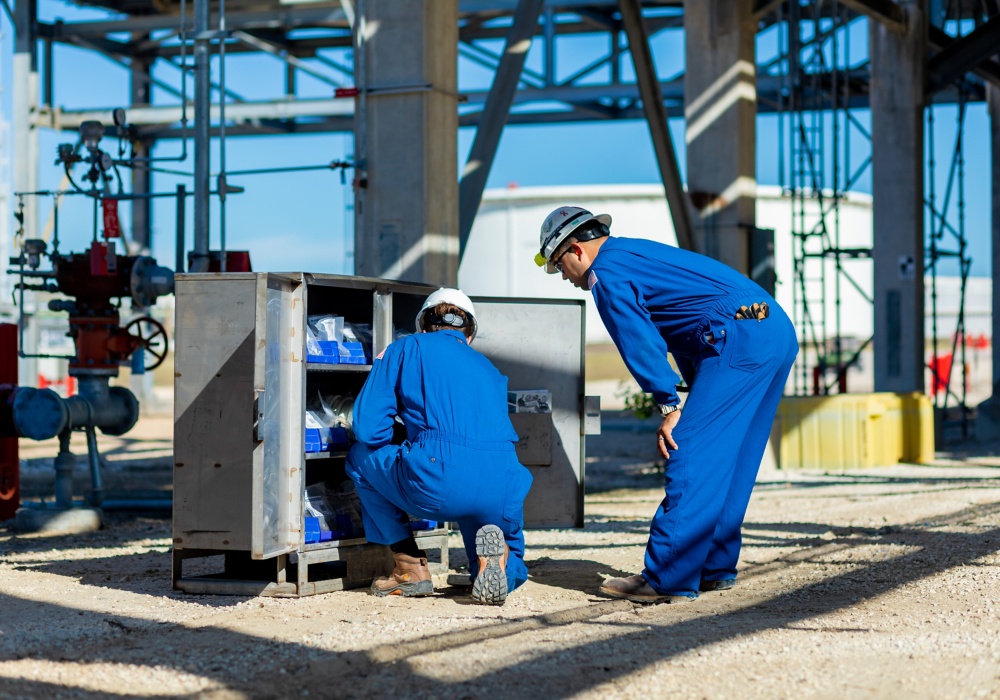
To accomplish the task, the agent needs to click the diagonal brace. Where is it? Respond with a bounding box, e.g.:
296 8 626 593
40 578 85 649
926 14 1000 93
459 0 545 258
619 0 695 251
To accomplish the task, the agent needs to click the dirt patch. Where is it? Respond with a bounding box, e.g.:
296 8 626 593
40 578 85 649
1 417 999 698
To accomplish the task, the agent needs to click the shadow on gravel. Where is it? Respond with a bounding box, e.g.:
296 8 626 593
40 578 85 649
0 501 996 698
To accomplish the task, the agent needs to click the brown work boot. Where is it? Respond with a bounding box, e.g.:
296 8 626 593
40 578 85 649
599 574 696 604
471 524 509 605
371 552 434 597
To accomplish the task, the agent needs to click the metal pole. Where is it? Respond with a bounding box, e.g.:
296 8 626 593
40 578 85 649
218 0 227 272
176 184 187 273
192 0 211 271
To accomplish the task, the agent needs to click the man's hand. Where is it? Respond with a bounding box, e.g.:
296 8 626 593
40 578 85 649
657 410 681 460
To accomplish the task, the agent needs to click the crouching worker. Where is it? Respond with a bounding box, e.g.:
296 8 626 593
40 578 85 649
345 288 533 605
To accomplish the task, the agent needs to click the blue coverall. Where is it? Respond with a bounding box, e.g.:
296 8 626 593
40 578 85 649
345 329 533 593
589 237 798 598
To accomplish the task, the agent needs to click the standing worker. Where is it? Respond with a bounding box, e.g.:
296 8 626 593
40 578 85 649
345 288 533 605
535 207 798 603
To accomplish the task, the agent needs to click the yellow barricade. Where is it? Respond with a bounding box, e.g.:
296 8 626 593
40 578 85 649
776 393 934 471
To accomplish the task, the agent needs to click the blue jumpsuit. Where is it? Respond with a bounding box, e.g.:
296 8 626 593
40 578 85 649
589 237 798 598
345 329 533 593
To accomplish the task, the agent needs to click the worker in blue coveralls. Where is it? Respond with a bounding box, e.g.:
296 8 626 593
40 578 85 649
535 206 798 603
345 288 533 605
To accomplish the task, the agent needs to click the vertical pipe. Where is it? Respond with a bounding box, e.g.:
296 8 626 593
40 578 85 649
218 0 227 272
85 425 104 507
176 184 187 273
192 0 211 270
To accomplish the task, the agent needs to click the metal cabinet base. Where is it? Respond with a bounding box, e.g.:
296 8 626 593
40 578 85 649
171 529 451 598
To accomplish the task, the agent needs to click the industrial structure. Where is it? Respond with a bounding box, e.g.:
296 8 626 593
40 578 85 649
2 0 998 435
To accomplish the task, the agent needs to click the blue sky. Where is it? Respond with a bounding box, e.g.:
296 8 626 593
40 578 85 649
0 1 991 277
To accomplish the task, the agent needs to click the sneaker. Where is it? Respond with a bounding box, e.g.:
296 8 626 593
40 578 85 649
599 574 696 604
370 552 434 597
471 524 508 605
699 578 736 592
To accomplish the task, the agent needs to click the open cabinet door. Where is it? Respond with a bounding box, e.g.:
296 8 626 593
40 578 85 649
471 297 588 528
251 274 305 559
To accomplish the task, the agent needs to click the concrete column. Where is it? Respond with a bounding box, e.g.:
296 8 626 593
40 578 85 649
977 84 1000 434
353 0 459 286
870 2 926 393
683 0 756 273
131 42 152 253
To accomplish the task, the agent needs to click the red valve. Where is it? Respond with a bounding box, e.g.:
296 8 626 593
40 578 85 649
334 87 360 98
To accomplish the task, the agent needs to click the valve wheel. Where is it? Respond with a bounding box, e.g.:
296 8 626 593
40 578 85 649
125 316 169 371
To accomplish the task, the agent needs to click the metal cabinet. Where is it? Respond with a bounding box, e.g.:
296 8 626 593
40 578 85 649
172 273 597 597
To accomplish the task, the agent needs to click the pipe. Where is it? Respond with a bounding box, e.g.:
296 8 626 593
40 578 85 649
85 425 104 506
192 0 211 271
53 430 74 509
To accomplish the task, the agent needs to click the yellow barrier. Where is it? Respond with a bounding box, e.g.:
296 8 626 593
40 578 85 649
776 392 934 471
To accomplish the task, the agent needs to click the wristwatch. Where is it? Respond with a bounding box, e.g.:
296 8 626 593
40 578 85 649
658 403 680 417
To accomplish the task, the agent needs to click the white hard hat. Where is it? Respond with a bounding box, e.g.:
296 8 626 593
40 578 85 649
535 206 612 274
415 288 478 341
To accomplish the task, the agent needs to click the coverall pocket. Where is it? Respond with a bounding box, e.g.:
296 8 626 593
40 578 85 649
727 320 766 373
402 449 446 512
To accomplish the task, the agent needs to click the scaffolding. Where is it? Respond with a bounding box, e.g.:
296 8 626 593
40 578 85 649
925 0 981 439
773 1 873 396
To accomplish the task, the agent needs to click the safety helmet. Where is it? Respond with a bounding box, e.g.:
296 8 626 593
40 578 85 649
414 288 478 342
534 206 612 274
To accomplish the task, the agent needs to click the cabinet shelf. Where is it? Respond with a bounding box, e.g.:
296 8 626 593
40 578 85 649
305 450 349 460
306 363 372 372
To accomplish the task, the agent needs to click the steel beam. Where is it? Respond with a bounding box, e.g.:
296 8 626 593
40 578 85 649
926 14 1000 93
928 24 1000 89
459 0 544 257
620 0 695 251
837 0 907 29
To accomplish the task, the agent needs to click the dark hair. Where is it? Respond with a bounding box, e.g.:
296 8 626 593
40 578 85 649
551 221 609 262
421 302 473 338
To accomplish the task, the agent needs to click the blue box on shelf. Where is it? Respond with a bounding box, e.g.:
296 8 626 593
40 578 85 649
304 427 329 453
304 516 321 544
307 340 341 364
340 341 368 364
410 519 438 531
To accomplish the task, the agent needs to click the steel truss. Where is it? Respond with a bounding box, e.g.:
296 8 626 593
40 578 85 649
924 0 988 439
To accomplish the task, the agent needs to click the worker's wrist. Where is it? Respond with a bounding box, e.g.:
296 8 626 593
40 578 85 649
658 403 680 417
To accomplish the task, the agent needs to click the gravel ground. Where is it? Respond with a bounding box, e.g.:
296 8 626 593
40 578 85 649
1 414 999 699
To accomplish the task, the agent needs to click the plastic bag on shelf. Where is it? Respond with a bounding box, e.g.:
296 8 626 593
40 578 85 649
305 483 336 531
343 322 373 362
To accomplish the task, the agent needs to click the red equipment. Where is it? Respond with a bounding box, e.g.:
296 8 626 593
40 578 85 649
0 324 19 520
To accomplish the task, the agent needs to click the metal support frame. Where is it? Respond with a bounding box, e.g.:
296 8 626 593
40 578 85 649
777 2 874 395
458 0 544 256
620 0 695 252
926 13 1000 93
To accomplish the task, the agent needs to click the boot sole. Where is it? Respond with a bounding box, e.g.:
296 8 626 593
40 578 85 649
598 584 696 605
699 578 736 592
370 579 435 598
472 525 508 605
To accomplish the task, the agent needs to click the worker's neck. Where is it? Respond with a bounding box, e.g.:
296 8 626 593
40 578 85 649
582 235 610 260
